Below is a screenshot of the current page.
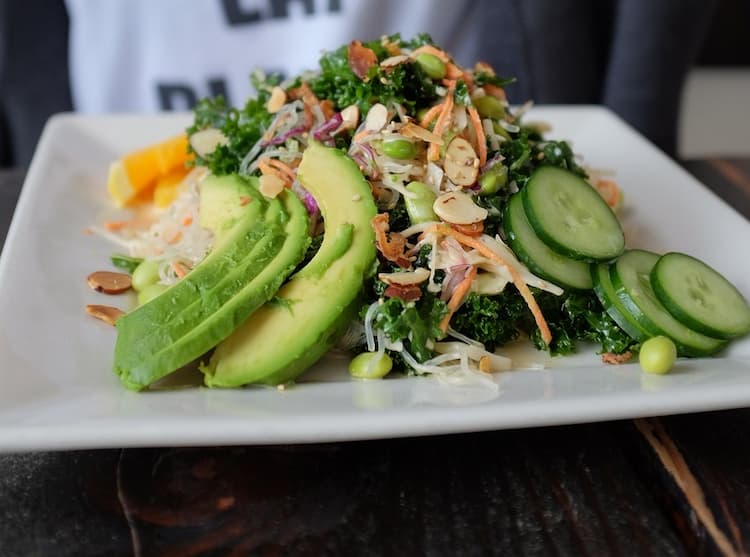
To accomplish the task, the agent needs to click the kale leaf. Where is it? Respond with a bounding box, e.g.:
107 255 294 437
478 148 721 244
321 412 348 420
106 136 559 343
370 295 447 362
451 288 636 356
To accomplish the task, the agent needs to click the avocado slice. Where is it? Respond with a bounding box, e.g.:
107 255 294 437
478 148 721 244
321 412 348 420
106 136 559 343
203 141 377 387
113 174 310 390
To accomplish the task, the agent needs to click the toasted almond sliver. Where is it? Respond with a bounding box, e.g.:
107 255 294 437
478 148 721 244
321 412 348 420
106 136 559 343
444 137 479 186
338 105 360 132
266 86 287 113
364 103 389 131
189 128 229 158
433 190 488 225
258 174 286 199
380 54 409 69
87 271 132 294
378 268 431 286
86 304 124 325
399 122 443 145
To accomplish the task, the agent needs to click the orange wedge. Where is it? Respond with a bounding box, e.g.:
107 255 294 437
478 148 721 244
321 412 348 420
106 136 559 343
107 134 192 207
153 167 190 208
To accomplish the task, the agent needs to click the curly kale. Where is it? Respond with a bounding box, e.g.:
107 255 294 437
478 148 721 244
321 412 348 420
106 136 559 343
367 294 447 363
451 288 635 356
309 39 439 115
187 79 274 175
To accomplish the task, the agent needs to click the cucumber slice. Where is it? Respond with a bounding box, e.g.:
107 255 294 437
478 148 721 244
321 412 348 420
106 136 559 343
610 250 725 356
503 193 592 290
651 252 750 339
590 263 650 342
522 166 624 261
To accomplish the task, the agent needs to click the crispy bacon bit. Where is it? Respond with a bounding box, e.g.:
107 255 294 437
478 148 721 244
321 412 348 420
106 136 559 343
601 351 633 365
320 99 336 120
384 284 422 301
371 213 411 268
450 221 484 237
348 40 378 80
287 82 319 105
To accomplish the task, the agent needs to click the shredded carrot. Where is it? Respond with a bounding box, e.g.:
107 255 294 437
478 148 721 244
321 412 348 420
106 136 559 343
427 81 456 161
419 104 443 128
484 84 507 101
445 63 465 80
167 230 183 245
239 196 252 206
182 214 193 227
467 106 487 167
266 158 297 183
594 180 621 209
428 224 552 345
439 265 477 333
258 159 292 186
411 45 450 63
171 261 188 278
352 129 372 143
103 220 127 231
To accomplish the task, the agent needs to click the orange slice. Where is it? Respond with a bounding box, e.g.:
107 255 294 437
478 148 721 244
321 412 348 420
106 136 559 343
107 134 192 207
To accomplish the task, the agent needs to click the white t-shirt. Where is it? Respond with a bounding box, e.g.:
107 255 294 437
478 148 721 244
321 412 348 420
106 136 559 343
65 0 479 113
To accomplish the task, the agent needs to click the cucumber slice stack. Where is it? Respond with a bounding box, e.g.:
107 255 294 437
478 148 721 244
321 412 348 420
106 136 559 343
590 249 750 356
502 166 750 357
503 166 623 290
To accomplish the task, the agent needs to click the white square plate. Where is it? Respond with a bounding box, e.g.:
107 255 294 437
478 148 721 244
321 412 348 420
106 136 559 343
1 107 749 452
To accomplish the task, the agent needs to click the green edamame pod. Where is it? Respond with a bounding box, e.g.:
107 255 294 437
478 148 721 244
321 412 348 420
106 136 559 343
131 260 161 292
404 181 437 224
473 95 505 119
382 137 418 160
349 351 393 379
479 165 508 196
415 53 446 80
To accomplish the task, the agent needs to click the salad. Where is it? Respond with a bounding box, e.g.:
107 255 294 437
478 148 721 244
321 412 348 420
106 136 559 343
88 34 750 391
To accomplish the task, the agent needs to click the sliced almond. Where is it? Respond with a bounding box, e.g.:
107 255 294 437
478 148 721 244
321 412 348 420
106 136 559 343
444 137 479 186
87 271 132 294
380 54 409 69
266 86 287 113
399 122 443 145
258 174 286 199
86 304 124 326
433 190 488 225
189 128 229 159
364 103 389 131
338 105 360 132
378 267 431 286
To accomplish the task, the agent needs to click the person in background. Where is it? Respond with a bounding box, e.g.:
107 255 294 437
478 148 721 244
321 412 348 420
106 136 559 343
0 0 716 168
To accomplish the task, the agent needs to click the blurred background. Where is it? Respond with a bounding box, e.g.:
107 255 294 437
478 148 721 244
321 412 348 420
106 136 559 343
0 0 748 168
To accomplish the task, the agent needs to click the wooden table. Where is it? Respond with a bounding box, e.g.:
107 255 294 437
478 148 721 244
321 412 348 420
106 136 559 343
1 159 749 556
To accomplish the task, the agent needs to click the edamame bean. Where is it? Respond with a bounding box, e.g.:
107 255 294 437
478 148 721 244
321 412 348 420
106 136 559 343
404 181 437 224
131 260 161 291
478 165 508 196
349 351 393 379
415 53 446 80
382 137 418 160
137 283 167 305
639 336 677 374
473 95 505 119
